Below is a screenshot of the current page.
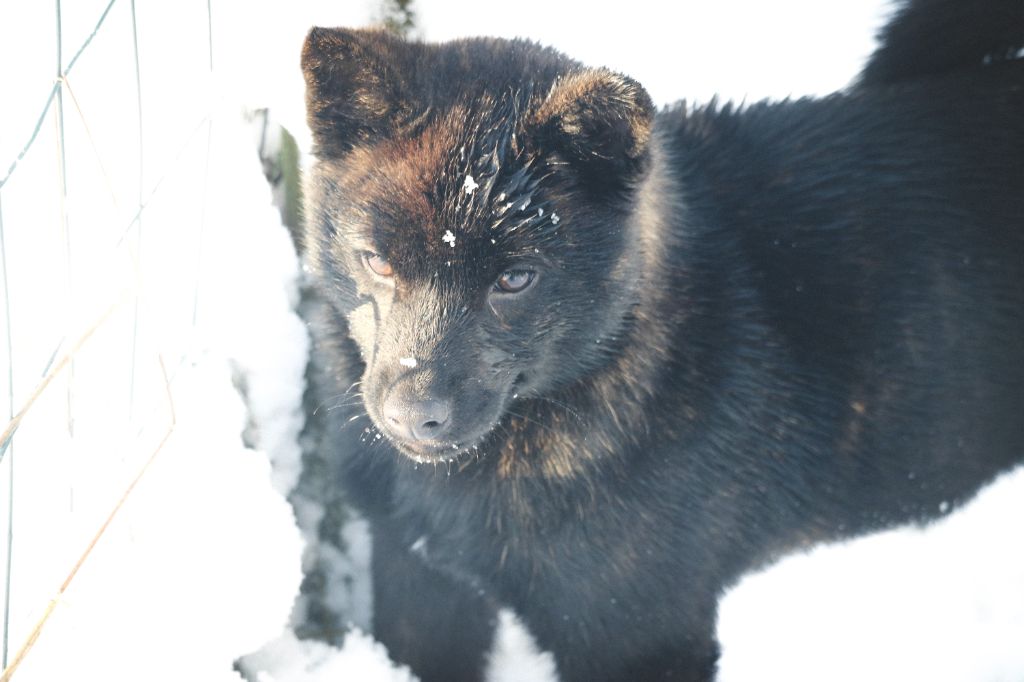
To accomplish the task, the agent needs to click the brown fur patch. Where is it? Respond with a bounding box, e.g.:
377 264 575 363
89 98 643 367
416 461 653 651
531 68 654 160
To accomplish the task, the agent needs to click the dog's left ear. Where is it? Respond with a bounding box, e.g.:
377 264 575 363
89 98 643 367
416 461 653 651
530 69 655 191
301 27 413 158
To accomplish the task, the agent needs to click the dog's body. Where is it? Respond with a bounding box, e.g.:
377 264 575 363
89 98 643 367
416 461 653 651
299 2 1024 680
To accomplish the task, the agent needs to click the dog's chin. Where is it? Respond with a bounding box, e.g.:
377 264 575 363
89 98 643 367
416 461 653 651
388 431 491 464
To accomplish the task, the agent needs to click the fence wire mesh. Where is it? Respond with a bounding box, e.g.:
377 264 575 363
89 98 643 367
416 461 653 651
0 1 215 676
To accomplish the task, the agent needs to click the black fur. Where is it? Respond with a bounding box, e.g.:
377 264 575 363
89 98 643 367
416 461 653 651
299 3 1024 680
860 0 1024 85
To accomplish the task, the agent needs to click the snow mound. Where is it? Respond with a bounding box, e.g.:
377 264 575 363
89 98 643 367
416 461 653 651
240 628 417 682
717 465 1024 682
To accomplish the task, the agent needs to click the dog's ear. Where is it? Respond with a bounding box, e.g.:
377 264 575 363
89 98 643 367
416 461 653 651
301 27 413 157
530 69 655 191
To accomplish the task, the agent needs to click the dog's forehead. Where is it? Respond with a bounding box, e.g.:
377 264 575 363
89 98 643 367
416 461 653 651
362 106 558 276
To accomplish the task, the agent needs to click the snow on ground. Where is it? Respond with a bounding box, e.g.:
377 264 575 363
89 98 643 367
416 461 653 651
718 466 1024 682
12 357 304 682
240 628 417 682
2 2 1022 681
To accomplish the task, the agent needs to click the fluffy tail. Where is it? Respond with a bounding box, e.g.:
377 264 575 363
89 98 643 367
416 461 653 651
859 0 1024 85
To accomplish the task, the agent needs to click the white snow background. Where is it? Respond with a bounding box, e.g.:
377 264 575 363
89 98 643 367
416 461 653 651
0 1 1021 681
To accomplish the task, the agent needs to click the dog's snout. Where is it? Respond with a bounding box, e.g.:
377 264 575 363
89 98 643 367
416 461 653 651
383 394 452 442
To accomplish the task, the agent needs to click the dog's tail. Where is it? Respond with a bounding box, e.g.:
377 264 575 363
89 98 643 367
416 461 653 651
859 0 1024 86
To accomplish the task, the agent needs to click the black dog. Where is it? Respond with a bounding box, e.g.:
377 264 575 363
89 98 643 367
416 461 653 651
298 1 1023 679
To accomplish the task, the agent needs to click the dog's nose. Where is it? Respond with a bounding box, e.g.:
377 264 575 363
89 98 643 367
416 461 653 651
383 396 452 442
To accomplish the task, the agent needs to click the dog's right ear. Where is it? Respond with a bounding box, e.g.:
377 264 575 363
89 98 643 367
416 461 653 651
301 27 412 158
529 68 655 194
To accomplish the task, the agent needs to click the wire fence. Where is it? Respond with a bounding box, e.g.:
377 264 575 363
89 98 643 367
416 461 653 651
0 1 215 677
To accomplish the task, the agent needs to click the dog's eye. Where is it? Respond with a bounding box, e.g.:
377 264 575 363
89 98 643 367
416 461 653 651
494 270 535 294
363 252 394 277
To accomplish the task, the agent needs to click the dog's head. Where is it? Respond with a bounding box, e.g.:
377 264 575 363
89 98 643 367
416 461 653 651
301 28 655 462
